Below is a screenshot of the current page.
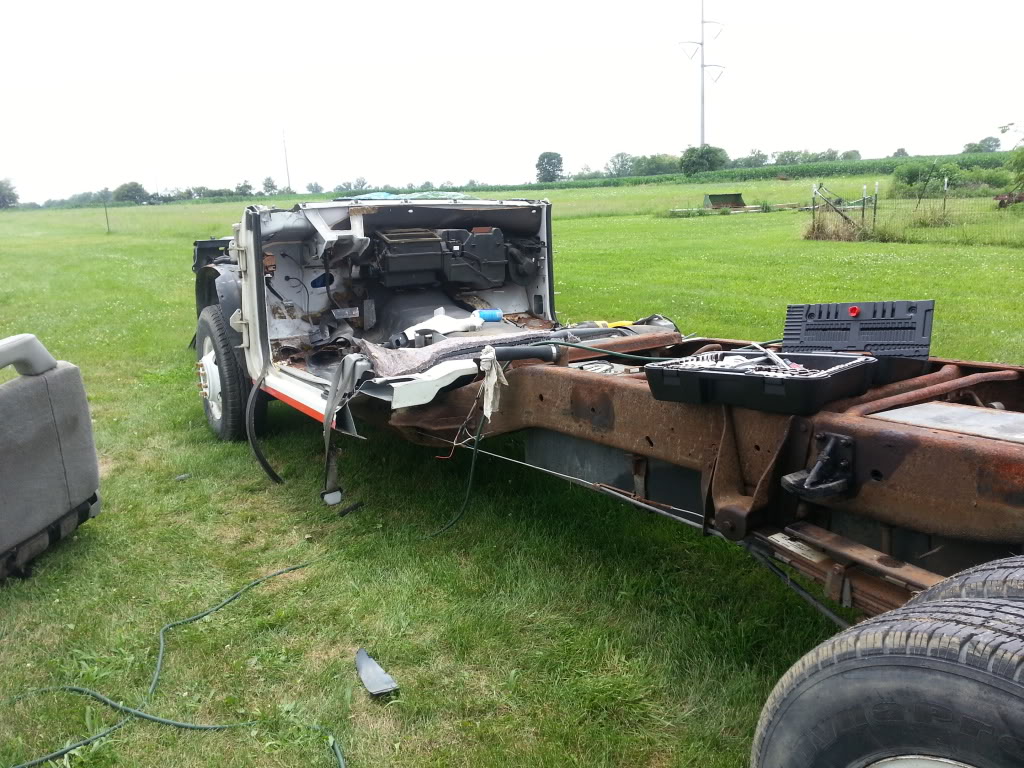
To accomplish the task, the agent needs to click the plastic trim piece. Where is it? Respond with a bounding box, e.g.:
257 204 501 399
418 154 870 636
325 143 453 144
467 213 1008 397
355 649 399 697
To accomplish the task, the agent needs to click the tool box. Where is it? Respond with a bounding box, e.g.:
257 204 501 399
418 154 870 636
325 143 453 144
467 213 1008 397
644 300 933 414
645 350 877 415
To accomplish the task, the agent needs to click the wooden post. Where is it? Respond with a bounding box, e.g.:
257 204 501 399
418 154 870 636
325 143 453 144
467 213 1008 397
103 199 110 234
862 184 867 227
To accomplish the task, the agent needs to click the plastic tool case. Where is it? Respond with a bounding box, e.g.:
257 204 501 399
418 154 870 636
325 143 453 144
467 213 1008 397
644 300 933 415
645 350 876 415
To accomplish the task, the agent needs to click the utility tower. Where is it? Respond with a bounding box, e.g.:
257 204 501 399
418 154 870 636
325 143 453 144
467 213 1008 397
682 0 724 147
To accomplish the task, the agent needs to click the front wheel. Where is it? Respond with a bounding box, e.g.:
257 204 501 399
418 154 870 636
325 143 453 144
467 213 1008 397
195 304 263 440
752 598 1024 768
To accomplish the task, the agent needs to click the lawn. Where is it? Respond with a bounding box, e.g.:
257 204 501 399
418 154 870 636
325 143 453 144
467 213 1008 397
0 193 1022 768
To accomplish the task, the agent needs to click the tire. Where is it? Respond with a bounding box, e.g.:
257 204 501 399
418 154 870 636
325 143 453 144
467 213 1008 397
751 598 1024 768
908 556 1024 605
195 304 263 441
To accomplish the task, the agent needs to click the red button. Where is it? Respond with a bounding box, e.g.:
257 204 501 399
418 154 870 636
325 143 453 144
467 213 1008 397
848 306 861 317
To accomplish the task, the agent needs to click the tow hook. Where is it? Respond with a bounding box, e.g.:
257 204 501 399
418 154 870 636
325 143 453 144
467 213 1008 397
782 432 856 499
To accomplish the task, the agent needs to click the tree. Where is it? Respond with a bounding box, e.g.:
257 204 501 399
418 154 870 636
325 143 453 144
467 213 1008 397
679 145 729 176
772 150 804 166
891 148 910 158
235 180 254 196
279 186 295 195
0 178 19 208
421 181 435 191
840 149 862 161
306 182 323 194
572 165 606 180
352 177 369 190
333 181 353 193
631 154 679 176
963 137 1001 153
809 148 839 162
112 181 149 204
732 149 768 169
535 152 563 183
604 152 635 177
262 177 278 195
1008 147 1024 191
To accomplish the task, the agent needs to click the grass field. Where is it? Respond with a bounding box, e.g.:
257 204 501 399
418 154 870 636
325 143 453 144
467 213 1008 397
1 189 1023 768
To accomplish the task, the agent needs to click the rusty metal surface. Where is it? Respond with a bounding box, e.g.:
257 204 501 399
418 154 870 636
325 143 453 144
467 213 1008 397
828 364 961 411
753 529 918 616
391 337 1024 615
810 410 1024 541
845 369 1020 416
784 521 943 590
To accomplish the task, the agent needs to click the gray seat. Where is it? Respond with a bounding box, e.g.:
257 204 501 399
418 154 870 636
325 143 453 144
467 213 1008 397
0 334 100 578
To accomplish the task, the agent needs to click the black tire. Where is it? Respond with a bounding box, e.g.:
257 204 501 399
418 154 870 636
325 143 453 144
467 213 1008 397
908 555 1024 605
752 598 1024 768
195 304 263 441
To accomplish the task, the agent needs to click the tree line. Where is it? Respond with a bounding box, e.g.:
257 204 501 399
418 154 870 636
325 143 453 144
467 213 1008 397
0 133 1012 210
534 137 1005 183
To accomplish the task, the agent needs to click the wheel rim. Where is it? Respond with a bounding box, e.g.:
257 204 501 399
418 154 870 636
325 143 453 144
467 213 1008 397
198 336 223 420
867 758 979 768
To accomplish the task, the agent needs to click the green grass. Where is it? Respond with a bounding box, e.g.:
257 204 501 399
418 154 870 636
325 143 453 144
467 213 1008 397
486 176 884 219
1 194 1022 767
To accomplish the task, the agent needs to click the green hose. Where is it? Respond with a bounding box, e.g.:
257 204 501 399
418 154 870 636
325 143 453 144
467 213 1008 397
7 558 345 768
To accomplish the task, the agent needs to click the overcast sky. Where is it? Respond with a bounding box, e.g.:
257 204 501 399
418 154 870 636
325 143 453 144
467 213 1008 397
3 0 1021 203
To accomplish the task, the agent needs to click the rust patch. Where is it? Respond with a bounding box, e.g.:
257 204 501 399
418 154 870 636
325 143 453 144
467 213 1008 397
978 462 1024 508
570 385 615 431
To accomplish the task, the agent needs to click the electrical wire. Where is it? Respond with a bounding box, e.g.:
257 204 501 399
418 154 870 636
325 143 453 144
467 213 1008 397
424 411 487 538
7 558 345 768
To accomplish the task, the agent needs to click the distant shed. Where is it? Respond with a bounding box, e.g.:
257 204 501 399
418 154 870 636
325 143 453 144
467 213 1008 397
704 193 746 209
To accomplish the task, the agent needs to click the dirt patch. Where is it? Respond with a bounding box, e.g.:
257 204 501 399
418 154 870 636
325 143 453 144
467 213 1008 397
98 454 116 479
306 642 358 666
261 567 311 592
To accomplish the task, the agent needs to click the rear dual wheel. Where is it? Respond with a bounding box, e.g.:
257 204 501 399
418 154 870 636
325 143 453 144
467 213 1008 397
752 559 1024 768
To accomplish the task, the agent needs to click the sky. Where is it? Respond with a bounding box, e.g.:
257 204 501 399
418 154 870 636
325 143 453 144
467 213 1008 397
3 0 1021 203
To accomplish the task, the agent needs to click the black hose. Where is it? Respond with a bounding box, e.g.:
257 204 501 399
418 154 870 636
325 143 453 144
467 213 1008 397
247 373 284 484
531 340 678 362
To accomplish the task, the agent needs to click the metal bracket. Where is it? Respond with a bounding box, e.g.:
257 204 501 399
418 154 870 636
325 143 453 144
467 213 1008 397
825 561 854 607
781 432 855 500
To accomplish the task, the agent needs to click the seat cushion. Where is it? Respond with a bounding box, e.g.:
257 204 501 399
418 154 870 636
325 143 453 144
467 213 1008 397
0 362 99 553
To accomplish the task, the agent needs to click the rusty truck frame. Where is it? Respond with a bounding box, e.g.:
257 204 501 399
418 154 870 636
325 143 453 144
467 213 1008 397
193 199 1024 768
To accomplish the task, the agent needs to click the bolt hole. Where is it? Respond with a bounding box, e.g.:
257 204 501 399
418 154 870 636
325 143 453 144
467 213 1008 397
753 444 761 452
871 469 884 482
645 436 654 447
590 407 596 413
538 393 544 402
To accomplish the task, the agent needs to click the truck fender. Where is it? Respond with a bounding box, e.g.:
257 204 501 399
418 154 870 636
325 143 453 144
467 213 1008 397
193 265 246 372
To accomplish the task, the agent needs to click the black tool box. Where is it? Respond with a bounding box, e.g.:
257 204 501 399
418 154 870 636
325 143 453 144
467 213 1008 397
782 300 934 383
645 350 877 415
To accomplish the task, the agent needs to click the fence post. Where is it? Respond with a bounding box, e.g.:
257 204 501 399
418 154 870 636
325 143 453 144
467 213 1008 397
873 181 878 231
862 184 867 227
812 184 816 228
943 177 948 215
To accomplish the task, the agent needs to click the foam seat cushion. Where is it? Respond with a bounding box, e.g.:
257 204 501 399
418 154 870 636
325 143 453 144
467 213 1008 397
0 362 99 552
